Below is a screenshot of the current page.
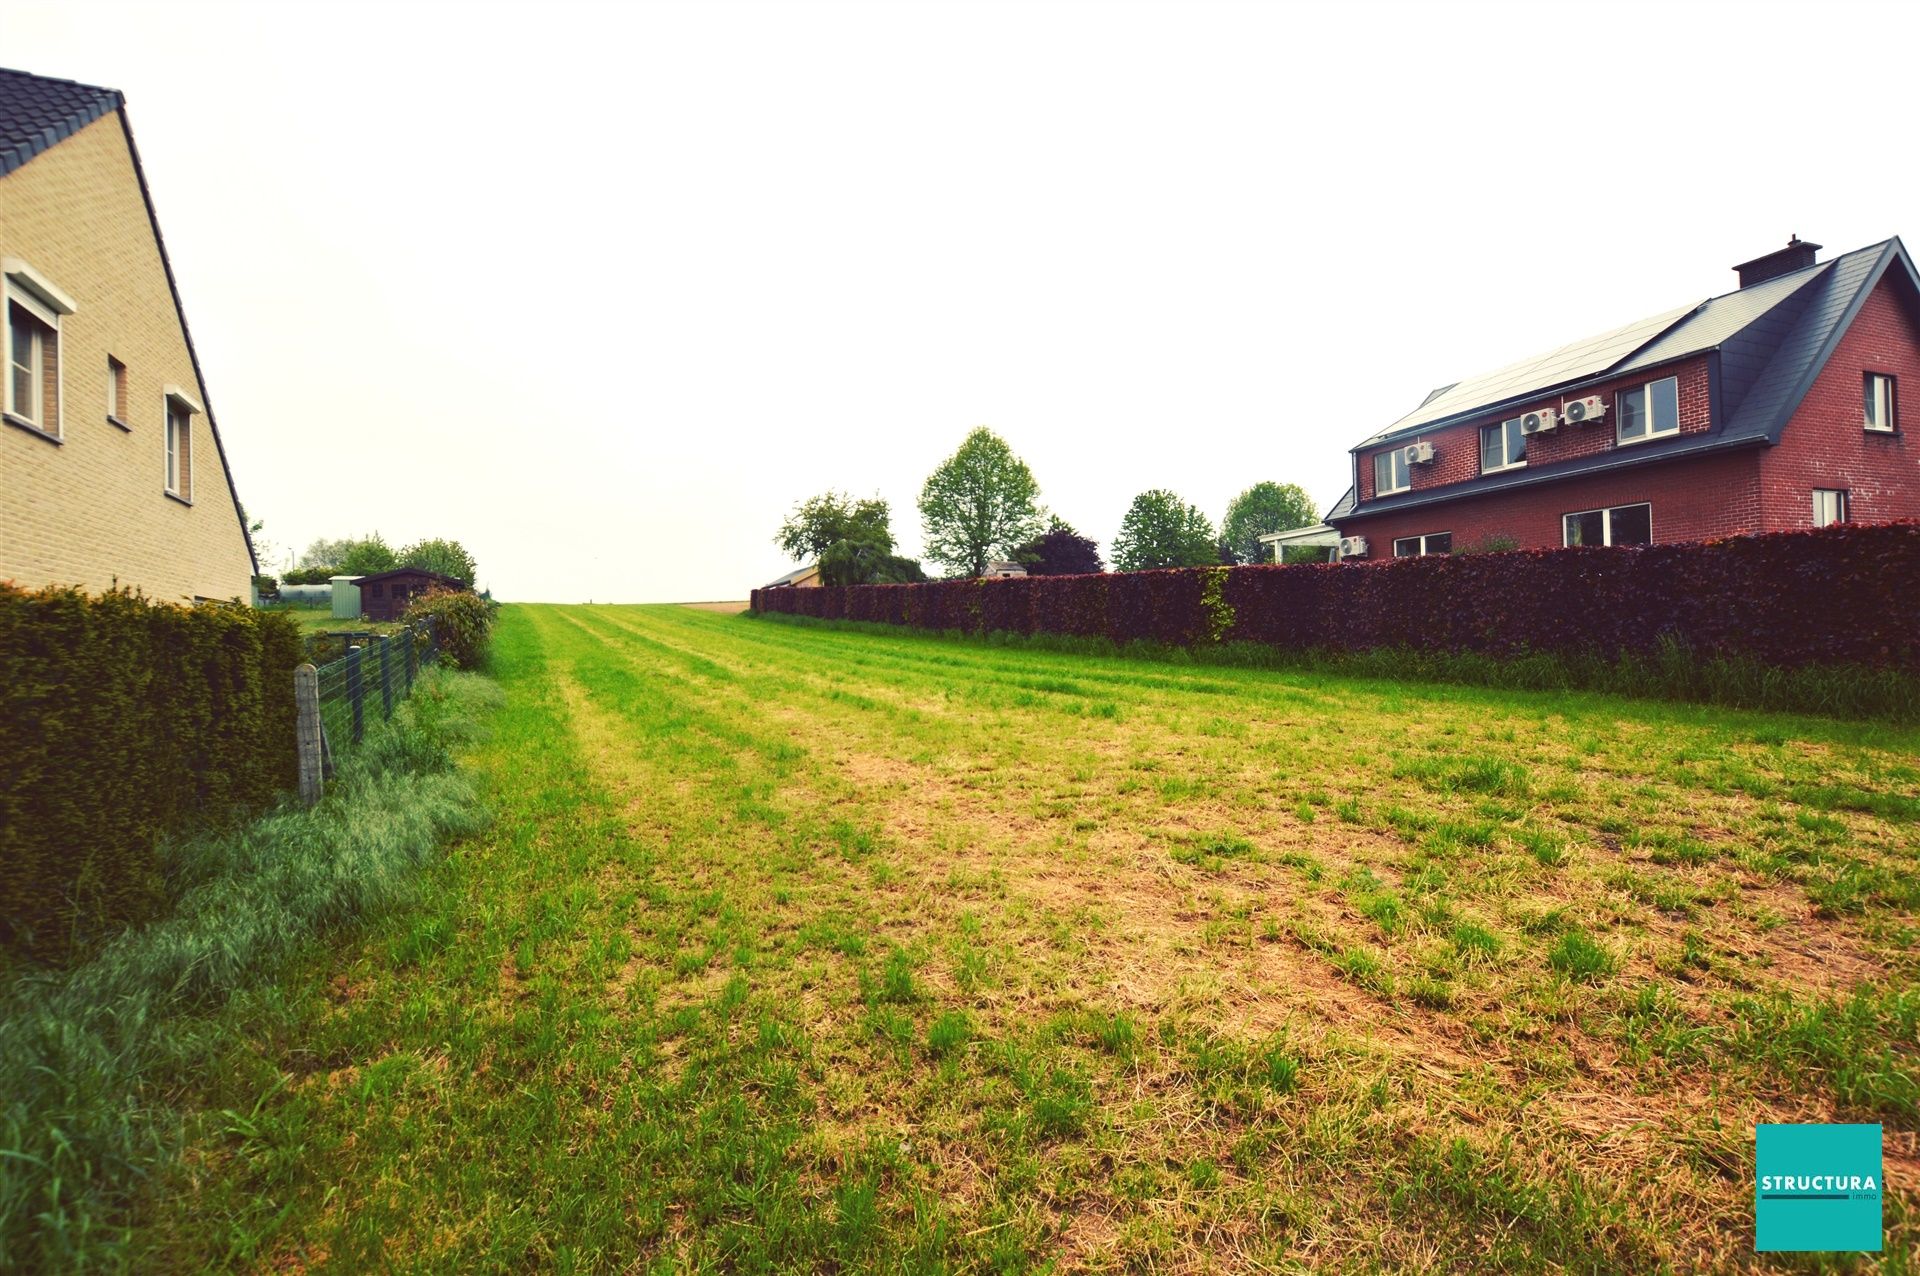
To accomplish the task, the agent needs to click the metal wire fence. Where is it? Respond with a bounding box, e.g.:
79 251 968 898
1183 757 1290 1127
311 620 440 775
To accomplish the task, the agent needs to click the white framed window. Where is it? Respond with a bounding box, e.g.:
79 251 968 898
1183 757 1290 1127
1617 375 1680 445
1813 489 1848 527
1864 373 1896 433
1392 532 1453 557
107 356 128 426
3 260 76 439
1479 418 1527 473
1374 448 1411 495
163 386 200 500
1564 502 1652 547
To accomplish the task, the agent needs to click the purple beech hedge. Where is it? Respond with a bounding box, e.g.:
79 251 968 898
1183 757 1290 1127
751 521 1920 669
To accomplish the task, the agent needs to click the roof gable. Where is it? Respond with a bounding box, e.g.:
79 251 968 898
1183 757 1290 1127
1359 239 1903 451
1337 238 1919 524
2 65 260 575
1722 239 1918 442
0 67 122 177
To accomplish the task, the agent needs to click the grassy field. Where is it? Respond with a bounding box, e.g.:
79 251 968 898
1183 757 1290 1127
140 604 1918 1271
254 603 405 636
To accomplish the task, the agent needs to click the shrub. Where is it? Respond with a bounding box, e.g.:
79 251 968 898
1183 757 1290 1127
282 565 337 585
0 586 303 958
251 574 280 603
403 588 496 670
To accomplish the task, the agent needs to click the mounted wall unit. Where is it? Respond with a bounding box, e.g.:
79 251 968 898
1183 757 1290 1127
1562 395 1607 424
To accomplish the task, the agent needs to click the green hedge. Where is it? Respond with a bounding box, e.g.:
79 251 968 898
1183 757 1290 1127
0 585 303 958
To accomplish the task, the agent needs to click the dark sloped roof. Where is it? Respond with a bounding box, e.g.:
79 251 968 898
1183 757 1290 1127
1720 240 1912 443
1340 238 1920 523
352 568 468 588
0 67 122 177
1 65 258 575
1360 239 1902 450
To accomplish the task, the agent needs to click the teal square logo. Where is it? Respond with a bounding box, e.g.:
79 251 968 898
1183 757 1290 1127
1756 1123 1881 1252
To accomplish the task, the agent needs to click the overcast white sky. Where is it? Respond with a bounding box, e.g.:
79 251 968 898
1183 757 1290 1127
8 0 1916 600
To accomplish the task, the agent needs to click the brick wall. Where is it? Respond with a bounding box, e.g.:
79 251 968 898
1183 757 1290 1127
1354 355 1714 504
0 111 252 602
1757 278 1920 530
1337 447 1763 556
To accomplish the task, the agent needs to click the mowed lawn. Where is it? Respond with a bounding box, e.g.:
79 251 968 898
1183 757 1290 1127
148 604 1919 1271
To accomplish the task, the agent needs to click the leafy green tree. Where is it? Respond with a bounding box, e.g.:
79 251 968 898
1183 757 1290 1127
399 537 478 584
819 540 927 586
776 492 894 562
1013 517 1103 575
336 535 397 576
297 536 355 570
775 492 923 585
1111 490 1218 571
1221 481 1318 565
917 427 1045 577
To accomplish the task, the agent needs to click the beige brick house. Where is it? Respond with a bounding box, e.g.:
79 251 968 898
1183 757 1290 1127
1 67 254 601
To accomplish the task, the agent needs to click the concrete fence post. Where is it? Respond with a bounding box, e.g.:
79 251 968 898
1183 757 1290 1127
295 663 324 806
347 645 365 744
379 635 394 720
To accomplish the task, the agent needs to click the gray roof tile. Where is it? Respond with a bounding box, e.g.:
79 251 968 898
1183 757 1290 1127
0 66 122 177
1338 238 1920 524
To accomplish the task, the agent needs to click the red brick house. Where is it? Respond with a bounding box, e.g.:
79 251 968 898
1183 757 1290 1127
1325 237 1920 558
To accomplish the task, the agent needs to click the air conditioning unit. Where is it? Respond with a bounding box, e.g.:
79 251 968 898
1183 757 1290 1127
1403 441 1435 464
1519 408 1558 435
1562 395 1607 425
1338 536 1369 559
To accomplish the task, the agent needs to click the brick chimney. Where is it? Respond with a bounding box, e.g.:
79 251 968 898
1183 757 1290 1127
1733 235 1822 288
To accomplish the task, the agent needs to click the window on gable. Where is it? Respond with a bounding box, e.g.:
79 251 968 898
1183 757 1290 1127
4 262 75 439
1374 448 1411 495
165 399 193 499
1392 532 1453 557
1865 373 1896 433
1617 375 1679 445
7 301 58 434
1813 489 1849 527
107 356 128 425
1563 502 1652 547
1479 418 1526 472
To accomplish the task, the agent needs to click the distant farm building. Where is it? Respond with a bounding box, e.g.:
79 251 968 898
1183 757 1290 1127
763 562 822 589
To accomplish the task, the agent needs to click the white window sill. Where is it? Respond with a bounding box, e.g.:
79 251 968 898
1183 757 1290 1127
4 411 60 443
1481 461 1527 476
1615 429 1679 448
107 415 132 432
1864 424 1896 435
1375 487 1410 498
164 489 192 506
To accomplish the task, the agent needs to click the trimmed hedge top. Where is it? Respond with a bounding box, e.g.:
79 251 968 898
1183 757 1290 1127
0 585 303 958
751 521 1920 669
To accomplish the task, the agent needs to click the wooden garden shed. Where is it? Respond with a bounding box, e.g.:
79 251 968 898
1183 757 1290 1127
352 568 467 622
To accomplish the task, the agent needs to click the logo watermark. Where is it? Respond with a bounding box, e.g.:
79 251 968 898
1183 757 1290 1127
1755 1123 1881 1253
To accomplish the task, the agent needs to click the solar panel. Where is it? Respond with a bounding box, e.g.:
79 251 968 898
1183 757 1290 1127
1371 302 1700 440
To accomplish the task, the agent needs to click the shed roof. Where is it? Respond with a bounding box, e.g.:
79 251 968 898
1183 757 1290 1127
352 567 468 588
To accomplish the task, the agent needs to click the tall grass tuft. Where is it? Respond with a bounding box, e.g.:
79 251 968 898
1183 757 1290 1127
0 671 496 1273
